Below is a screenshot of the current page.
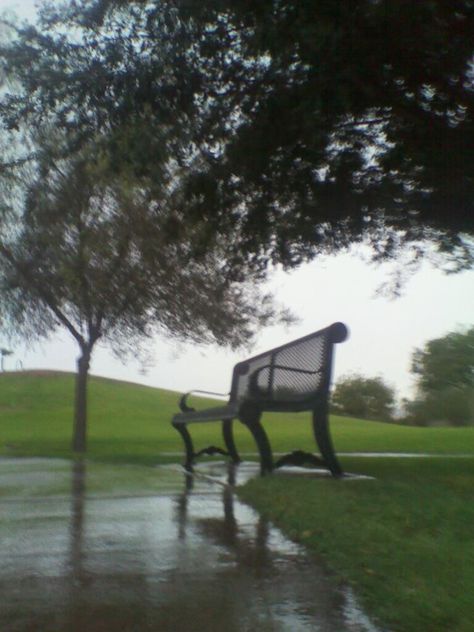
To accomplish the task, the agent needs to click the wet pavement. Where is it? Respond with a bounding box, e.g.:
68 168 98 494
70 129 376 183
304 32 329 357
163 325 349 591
0 458 380 632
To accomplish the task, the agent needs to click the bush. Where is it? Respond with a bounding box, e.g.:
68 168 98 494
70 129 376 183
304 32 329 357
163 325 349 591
404 386 474 427
331 374 395 421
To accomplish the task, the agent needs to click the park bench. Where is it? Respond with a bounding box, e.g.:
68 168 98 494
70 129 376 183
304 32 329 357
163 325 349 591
171 322 348 477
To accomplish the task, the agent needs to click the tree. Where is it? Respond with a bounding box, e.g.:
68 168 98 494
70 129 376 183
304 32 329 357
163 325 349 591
331 374 395 421
403 387 473 427
405 327 474 425
411 327 474 393
0 9 290 453
0 132 288 453
3 0 471 276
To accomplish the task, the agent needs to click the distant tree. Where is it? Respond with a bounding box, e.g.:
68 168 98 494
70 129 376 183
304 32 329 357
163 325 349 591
1 0 473 280
331 374 395 421
411 327 474 393
403 387 473 427
405 327 474 425
0 135 288 453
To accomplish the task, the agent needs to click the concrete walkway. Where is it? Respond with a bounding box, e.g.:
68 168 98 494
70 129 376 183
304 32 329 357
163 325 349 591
0 458 380 632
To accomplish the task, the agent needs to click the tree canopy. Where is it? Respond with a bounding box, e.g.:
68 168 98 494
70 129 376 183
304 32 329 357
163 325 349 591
1 0 473 276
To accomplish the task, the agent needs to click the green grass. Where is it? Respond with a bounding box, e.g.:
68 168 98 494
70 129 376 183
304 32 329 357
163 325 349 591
1 370 473 464
1 371 474 631
0 370 181 464
239 457 474 632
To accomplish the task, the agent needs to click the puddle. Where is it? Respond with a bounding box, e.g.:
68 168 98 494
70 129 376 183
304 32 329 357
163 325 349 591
0 458 382 632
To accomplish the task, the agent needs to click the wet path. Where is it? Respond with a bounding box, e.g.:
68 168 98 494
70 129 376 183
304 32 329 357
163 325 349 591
0 459 379 632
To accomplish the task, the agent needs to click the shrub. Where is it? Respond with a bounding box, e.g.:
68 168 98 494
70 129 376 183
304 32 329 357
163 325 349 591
404 386 474 427
331 374 395 421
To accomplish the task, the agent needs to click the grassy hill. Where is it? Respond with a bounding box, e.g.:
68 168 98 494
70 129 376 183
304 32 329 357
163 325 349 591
1 371 472 465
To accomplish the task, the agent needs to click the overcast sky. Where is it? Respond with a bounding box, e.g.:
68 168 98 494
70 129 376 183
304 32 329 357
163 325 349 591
0 0 36 19
1 0 473 404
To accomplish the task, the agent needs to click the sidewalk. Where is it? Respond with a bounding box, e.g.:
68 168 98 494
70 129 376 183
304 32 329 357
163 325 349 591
0 458 380 632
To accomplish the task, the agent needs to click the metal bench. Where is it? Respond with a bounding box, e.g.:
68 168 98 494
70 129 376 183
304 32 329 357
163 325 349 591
171 322 348 477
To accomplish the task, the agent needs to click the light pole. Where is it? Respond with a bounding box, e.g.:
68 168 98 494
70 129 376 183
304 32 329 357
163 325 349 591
0 349 13 372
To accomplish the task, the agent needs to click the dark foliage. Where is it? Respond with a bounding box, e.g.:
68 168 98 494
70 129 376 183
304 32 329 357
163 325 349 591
404 327 474 425
1 0 473 276
411 327 474 393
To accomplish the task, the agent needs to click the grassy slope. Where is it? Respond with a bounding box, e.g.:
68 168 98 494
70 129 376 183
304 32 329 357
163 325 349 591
1 371 473 464
1 371 474 631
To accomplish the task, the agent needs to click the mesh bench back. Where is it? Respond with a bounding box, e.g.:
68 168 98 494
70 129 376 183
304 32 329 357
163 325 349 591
230 322 347 406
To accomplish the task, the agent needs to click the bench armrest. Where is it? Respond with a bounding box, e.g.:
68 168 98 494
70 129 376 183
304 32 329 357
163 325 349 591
179 390 230 413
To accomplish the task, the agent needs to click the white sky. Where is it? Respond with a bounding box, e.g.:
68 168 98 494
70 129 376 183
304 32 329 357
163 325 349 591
1 0 473 404
0 0 37 19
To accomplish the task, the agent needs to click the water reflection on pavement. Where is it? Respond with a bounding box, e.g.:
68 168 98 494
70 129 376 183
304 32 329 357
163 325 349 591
0 459 380 632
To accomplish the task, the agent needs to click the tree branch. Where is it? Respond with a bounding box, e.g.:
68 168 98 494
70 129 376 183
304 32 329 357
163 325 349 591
0 243 86 347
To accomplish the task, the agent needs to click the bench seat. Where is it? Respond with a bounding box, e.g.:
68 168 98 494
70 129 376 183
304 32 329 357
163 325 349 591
172 404 239 425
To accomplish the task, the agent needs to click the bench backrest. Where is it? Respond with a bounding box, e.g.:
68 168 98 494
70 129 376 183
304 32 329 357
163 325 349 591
229 322 348 409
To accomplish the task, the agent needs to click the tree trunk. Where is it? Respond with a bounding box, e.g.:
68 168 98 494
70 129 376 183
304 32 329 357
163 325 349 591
72 346 91 453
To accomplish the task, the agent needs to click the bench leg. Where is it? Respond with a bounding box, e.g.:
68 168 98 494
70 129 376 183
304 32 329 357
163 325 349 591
240 407 273 475
312 404 343 478
222 420 241 464
173 423 195 472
